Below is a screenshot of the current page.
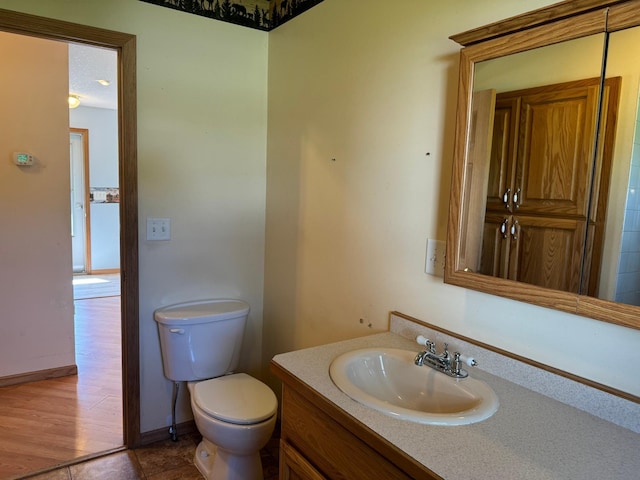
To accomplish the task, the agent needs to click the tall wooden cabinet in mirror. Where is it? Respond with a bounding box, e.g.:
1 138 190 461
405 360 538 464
445 0 640 330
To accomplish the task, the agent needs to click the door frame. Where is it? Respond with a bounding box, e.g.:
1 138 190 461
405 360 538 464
0 9 141 446
70 128 92 273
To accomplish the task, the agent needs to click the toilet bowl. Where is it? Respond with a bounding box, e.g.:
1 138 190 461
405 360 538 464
153 299 278 480
188 374 277 480
188 373 277 479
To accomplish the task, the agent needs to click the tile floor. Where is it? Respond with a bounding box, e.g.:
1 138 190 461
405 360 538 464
22 432 279 480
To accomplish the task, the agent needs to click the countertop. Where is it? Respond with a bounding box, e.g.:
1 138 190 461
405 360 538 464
272 331 640 480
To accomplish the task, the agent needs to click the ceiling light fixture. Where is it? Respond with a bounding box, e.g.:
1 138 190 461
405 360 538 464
68 94 81 109
97 79 111 86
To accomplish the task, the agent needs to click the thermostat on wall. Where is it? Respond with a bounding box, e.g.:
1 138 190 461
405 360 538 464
13 152 34 166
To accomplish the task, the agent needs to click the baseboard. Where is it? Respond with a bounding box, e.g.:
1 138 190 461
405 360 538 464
137 417 281 448
0 364 78 387
138 420 197 446
88 268 120 275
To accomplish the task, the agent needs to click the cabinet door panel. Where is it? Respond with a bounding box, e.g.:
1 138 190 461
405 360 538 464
486 97 519 211
509 215 586 292
280 440 327 480
479 212 511 277
515 81 599 216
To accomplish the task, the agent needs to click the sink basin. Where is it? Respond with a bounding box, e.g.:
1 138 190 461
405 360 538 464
329 347 499 425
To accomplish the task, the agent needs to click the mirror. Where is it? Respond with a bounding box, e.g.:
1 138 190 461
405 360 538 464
446 2 640 329
601 25 640 306
459 33 609 294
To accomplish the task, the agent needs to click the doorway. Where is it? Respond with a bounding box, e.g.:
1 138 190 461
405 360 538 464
0 6 140 453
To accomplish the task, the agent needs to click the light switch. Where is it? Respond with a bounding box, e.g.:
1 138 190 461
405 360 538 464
147 217 171 241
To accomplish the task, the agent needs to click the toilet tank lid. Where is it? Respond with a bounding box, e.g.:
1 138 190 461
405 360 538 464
154 299 250 326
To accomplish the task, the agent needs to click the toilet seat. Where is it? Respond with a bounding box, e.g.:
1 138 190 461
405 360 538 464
192 373 277 425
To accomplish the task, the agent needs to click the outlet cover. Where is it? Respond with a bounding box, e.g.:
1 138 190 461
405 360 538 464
425 239 445 276
147 217 171 241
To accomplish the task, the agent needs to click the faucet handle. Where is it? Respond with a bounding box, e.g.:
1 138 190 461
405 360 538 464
458 353 477 367
416 335 436 353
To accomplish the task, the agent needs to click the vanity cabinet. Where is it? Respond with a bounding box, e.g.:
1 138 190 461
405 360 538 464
280 440 326 480
272 362 440 480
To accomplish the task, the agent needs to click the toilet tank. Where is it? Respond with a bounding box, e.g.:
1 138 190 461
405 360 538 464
154 299 250 382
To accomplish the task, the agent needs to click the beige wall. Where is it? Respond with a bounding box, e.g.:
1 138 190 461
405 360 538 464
0 0 269 433
264 0 640 397
0 32 75 376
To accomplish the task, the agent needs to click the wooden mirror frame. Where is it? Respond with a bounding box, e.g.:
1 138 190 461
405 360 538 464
445 0 640 330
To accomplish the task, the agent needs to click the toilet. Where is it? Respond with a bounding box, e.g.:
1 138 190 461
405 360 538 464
154 299 277 480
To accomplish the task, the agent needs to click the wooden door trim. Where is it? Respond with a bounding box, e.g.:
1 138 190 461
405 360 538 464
0 8 141 447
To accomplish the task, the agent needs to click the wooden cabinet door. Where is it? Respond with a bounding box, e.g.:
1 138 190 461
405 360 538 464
514 80 600 217
281 387 415 480
508 215 586 293
280 441 327 480
480 77 619 294
479 212 511 277
486 96 519 212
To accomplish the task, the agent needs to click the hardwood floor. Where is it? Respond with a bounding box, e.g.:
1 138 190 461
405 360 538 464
0 296 123 479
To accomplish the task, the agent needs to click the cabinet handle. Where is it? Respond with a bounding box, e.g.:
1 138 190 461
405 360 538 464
502 188 511 210
513 188 521 209
500 218 508 239
510 220 519 240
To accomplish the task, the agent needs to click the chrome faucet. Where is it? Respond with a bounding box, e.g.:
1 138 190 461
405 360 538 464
414 335 477 378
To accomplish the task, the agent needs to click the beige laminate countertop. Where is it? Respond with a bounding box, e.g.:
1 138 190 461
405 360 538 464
272 331 640 480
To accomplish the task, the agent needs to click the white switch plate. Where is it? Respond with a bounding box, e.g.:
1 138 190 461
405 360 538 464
147 217 171 241
425 239 445 276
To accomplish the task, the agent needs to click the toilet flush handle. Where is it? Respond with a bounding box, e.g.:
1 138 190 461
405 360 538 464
169 328 185 335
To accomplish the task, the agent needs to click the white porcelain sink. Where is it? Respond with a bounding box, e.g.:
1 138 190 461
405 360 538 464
329 347 499 425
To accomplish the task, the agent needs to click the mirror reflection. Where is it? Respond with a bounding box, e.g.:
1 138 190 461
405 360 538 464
604 26 640 306
458 31 640 304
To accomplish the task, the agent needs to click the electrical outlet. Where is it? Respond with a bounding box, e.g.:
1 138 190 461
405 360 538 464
425 239 446 276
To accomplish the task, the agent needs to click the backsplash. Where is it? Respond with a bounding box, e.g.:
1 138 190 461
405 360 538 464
390 312 640 433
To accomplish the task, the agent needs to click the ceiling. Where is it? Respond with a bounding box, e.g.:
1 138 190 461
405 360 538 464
69 43 118 111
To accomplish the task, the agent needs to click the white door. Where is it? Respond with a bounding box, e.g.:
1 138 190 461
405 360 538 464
70 130 88 273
